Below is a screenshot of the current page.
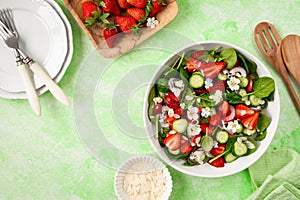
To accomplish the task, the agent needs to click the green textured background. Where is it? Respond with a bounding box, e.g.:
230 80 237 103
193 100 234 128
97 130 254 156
0 0 300 199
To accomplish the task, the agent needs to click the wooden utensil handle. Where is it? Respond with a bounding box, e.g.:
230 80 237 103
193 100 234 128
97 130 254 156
275 60 300 114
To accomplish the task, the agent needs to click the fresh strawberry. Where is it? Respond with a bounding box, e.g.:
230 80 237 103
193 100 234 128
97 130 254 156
163 133 181 150
223 105 235 122
127 8 146 21
174 107 183 117
206 80 226 93
200 123 214 135
117 0 131 8
210 143 226 156
218 101 230 116
235 104 255 119
127 0 147 8
191 134 201 146
209 157 225 168
180 139 193 154
186 59 202 73
101 0 120 15
200 62 227 79
164 92 180 109
103 24 119 48
191 50 206 59
241 112 259 130
166 116 176 127
152 104 162 115
149 0 163 17
208 112 222 127
246 76 253 92
114 16 137 34
81 1 99 20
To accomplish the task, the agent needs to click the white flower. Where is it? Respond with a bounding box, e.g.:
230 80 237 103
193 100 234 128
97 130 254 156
189 149 205 164
187 123 201 137
153 97 163 105
168 78 185 97
146 17 159 28
168 108 174 117
187 106 199 120
245 100 251 106
201 107 211 118
227 120 241 133
227 77 240 91
180 102 186 109
209 90 223 104
205 78 214 89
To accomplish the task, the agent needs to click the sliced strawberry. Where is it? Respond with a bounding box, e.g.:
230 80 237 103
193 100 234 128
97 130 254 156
152 104 162 115
163 133 181 150
81 1 99 21
246 76 253 92
206 80 226 93
218 101 230 116
210 143 226 156
223 105 235 122
191 134 201 146
241 112 259 130
191 50 206 59
127 0 147 8
200 62 227 79
127 8 146 21
115 16 137 34
186 59 202 73
166 116 176 127
180 139 193 154
164 92 180 109
103 24 119 48
149 0 163 17
174 107 183 116
117 0 132 9
208 112 222 127
235 104 255 119
209 157 225 168
200 123 213 135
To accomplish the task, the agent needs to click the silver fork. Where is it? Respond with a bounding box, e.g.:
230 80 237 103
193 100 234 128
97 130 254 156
0 9 70 108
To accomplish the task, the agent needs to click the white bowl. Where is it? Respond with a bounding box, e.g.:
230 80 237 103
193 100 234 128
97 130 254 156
143 41 280 178
114 156 173 200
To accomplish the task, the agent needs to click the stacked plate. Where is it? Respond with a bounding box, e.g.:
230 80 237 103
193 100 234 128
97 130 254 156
0 0 73 99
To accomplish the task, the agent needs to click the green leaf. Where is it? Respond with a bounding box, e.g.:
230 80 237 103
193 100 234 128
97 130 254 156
201 136 214 152
197 93 214 107
156 78 169 93
256 113 270 132
220 48 237 69
252 77 275 98
224 92 244 104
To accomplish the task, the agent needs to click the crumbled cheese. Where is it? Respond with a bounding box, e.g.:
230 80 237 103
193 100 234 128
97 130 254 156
123 162 166 200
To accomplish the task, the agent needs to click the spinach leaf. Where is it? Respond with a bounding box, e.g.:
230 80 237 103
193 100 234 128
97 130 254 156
197 93 214 107
256 113 270 132
237 52 249 73
220 48 237 69
156 78 170 93
256 129 267 141
252 77 275 98
224 92 244 104
199 52 215 63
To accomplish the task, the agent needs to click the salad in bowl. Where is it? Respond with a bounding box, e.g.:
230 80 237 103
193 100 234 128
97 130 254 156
144 42 280 177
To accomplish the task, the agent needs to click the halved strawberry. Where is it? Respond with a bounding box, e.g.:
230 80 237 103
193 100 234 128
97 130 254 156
218 101 230 116
191 50 207 59
186 59 202 73
114 16 137 34
82 1 99 21
241 112 259 130
235 104 255 119
163 133 181 150
149 0 163 17
209 157 225 168
117 0 132 9
200 62 227 79
180 139 193 154
127 8 146 21
208 112 222 127
200 123 213 135
127 0 147 8
206 80 226 93
223 105 235 122
166 116 176 127
191 134 201 146
210 143 226 156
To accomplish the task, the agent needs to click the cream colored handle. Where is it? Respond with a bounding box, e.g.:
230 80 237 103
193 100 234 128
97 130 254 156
17 64 41 115
29 62 70 106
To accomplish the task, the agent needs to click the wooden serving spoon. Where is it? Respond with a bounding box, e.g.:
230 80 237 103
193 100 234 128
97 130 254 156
254 22 300 114
281 34 300 88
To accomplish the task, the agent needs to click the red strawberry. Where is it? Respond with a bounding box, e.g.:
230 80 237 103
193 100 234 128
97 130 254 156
81 1 99 20
103 24 119 48
210 143 226 156
200 123 214 135
191 50 206 59
180 139 193 154
207 80 226 93
246 76 253 92
101 0 120 15
186 59 202 73
242 112 259 130
127 0 147 8
164 92 180 109
149 0 163 17
117 0 132 9
235 104 255 119
152 104 162 115
208 112 222 127
200 62 227 79
114 16 137 34
163 133 181 150
209 157 225 168
166 116 176 127
218 101 230 116
127 8 146 21
191 134 201 146
223 105 236 122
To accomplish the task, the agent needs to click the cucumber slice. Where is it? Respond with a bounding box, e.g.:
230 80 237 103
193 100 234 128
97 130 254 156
218 72 227 80
239 89 247 97
243 128 256 136
189 73 204 88
239 77 249 88
173 119 188 133
236 122 244 133
233 141 248 157
249 95 263 106
167 148 180 155
216 130 229 144
224 152 237 163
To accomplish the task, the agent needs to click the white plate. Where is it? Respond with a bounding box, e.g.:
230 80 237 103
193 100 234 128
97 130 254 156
143 41 280 178
0 0 71 98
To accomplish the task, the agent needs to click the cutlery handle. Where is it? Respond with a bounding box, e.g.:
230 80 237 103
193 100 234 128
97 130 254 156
29 62 70 106
275 60 300 114
17 64 41 115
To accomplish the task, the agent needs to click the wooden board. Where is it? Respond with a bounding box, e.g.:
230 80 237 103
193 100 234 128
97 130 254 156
64 0 178 58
